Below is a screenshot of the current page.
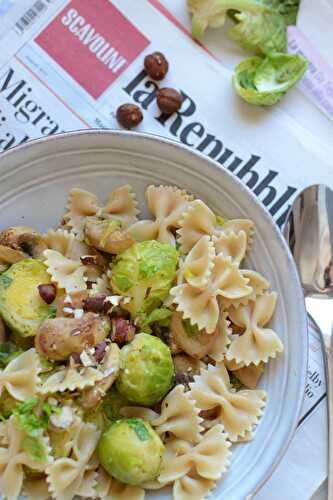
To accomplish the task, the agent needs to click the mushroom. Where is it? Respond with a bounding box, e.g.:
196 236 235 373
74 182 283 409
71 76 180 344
170 312 219 359
0 226 47 258
81 343 120 409
173 353 201 387
84 216 134 254
35 312 110 361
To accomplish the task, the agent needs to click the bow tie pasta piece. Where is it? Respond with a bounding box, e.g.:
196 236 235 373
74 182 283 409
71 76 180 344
102 185 139 228
180 235 215 288
0 416 51 500
65 188 100 240
46 420 100 500
221 269 270 310
171 255 252 333
128 185 191 245
189 363 266 441
151 385 203 444
221 219 254 248
43 229 91 260
226 292 284 366
212 230 247 265
43 249 86 294
177 200 217 254
23 477 50 500
65 186 139 240
39 366 105 394
158 424 231 484
173 471 216 500
207 312 232 362
97 467 145 500
0 348 40 401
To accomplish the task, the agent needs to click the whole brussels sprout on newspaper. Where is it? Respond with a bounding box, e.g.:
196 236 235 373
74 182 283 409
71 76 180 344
233 53 308 105
187 0 300 41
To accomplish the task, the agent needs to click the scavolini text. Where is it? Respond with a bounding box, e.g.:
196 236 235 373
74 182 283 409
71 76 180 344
123 69 297 228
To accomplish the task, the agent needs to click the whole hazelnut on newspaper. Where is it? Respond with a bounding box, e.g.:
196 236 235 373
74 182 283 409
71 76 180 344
157 87 182 114
144 51 169 80
116 104 143 129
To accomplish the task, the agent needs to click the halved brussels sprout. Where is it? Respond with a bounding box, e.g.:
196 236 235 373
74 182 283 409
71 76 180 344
233 53 308 105
0 259 55 337
98 418 164 485
116 333 174 406
111 240 178 319
188 0 299 39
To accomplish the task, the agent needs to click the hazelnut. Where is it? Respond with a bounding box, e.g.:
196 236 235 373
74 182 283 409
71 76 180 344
38 284 56 304
83 293 107 314
116 103 143 129
157 88 182 114
144 51 169 80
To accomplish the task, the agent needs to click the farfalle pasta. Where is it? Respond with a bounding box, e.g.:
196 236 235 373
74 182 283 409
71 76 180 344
226 292 284 365
190 363 266 441
0 183 283 500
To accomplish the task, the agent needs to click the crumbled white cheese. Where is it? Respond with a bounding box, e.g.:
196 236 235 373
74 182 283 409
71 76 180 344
107 295 122 306
64 295 72 305
79 349 96 367
50 406 74 429
122 297 132 304
63 307 74 315
74 308 84 319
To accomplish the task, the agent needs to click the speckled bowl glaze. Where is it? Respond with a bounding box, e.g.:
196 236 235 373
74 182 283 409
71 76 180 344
0 130 307 500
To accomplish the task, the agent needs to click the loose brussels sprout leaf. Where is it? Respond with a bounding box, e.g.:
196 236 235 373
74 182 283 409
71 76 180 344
229 10 287 55
98 418 164 485
0 341 23 368
111 241 178 319
0 259 54 337
116 333 174 406
233 53 308 105
261 0 300 25
13 397 59 461
139 307 172 333
0 389 17 419
101 387 130 422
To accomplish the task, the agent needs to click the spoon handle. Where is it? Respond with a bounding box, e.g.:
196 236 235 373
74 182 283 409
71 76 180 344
323 338 333 498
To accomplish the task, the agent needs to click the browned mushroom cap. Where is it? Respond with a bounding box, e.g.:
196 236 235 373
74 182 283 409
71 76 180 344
84 216 135 254
0 244 27 272
80 343 120 409
170 312 219 359
0 226 47 258
35 312 110 361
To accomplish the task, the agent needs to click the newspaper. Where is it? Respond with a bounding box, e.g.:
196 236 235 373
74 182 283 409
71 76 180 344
0 0 331 497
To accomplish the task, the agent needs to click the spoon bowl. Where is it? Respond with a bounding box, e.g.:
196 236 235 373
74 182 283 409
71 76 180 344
284 184 333 299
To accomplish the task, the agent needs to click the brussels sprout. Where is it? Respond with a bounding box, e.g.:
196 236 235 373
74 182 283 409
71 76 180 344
116 333 174 406
0 259 55 337
111 241 178 319
0 389 17 419
229 10 287 55
187 0 299 53
101 387 130 422
233 53 308 105
98 418 165 485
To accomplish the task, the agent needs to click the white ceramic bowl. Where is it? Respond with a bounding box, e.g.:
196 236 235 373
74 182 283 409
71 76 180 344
0 130 307 500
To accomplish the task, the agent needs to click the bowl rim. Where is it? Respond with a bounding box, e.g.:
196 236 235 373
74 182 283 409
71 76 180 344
0 128 308 496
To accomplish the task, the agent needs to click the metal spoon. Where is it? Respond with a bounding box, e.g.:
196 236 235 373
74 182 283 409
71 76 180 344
284 184 333 497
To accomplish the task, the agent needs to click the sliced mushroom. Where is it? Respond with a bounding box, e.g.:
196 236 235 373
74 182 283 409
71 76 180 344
0 244 27 272
84 216 134 254
232 363 265 389
170 312 219 359
173 353 201 387
0 226 47 258
35 312 110 361
56 290 89 317
80 343 120 409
